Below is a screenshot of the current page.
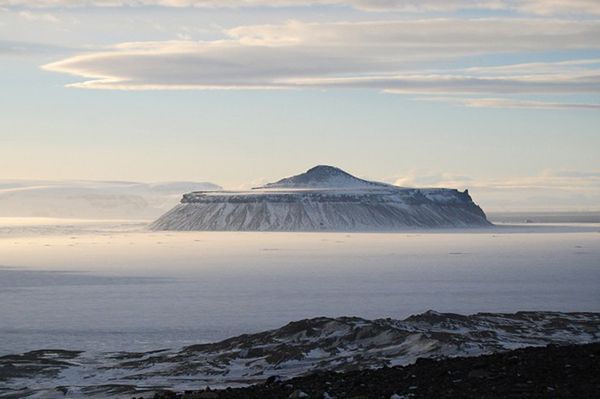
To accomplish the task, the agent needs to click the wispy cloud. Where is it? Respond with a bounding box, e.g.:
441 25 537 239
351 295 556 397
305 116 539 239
462 98 600 110
0 40 75 56
414 96 600 110
2 0 600 15
515 0 600 16
17 10 59 23
42 19 600 98
391 169 600 191
388 169 600 211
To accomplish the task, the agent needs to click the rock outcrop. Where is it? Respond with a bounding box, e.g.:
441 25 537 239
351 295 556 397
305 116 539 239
2 311 599 397
154 342 600 399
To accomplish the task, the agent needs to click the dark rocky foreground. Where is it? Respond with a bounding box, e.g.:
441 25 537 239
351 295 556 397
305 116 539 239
147 343 600 399
3 311 598 398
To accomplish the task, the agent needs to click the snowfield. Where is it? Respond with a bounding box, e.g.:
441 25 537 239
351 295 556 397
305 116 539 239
0 216 598 397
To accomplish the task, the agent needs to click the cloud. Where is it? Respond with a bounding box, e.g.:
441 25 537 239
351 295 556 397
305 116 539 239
462 98 600 110
0 40 74 56
17 10 60 22
42 19 600 96
391 169 600 192
388 169 600 211
553 171 600 178
2 0 600 15
392 171 473 188
516 0 600 16
415 96 600 110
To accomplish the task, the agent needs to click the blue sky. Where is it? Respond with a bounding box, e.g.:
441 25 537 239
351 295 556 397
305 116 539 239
1 0 599 210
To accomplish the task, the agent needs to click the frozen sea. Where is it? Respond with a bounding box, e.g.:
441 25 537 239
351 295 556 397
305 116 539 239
0 218 599 356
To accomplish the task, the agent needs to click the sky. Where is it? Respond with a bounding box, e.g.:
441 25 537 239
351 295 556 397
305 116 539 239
1 0 599 211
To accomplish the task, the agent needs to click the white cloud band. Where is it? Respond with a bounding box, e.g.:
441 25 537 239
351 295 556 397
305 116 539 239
42 19 600 101
2 0 600 15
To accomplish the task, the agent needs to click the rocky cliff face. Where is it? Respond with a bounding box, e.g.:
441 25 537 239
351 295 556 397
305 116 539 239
150 166 490 231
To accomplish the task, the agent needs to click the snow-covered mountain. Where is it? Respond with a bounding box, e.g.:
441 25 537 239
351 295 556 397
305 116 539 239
0 180 221 220
151 166 490 231
2 311 598 398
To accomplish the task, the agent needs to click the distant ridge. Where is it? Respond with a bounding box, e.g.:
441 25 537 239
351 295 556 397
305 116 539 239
0 179 222 220
151 165 491 231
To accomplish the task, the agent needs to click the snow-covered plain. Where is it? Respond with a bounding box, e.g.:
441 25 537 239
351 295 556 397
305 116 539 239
1 218 599 357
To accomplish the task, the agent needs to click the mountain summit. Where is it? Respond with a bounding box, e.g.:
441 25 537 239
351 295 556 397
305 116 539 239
258 165 388 189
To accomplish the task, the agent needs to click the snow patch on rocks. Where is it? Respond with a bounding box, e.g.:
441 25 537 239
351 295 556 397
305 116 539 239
1 311 598 397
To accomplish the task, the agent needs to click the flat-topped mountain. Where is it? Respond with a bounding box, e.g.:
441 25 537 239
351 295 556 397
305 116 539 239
150 166 491 231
